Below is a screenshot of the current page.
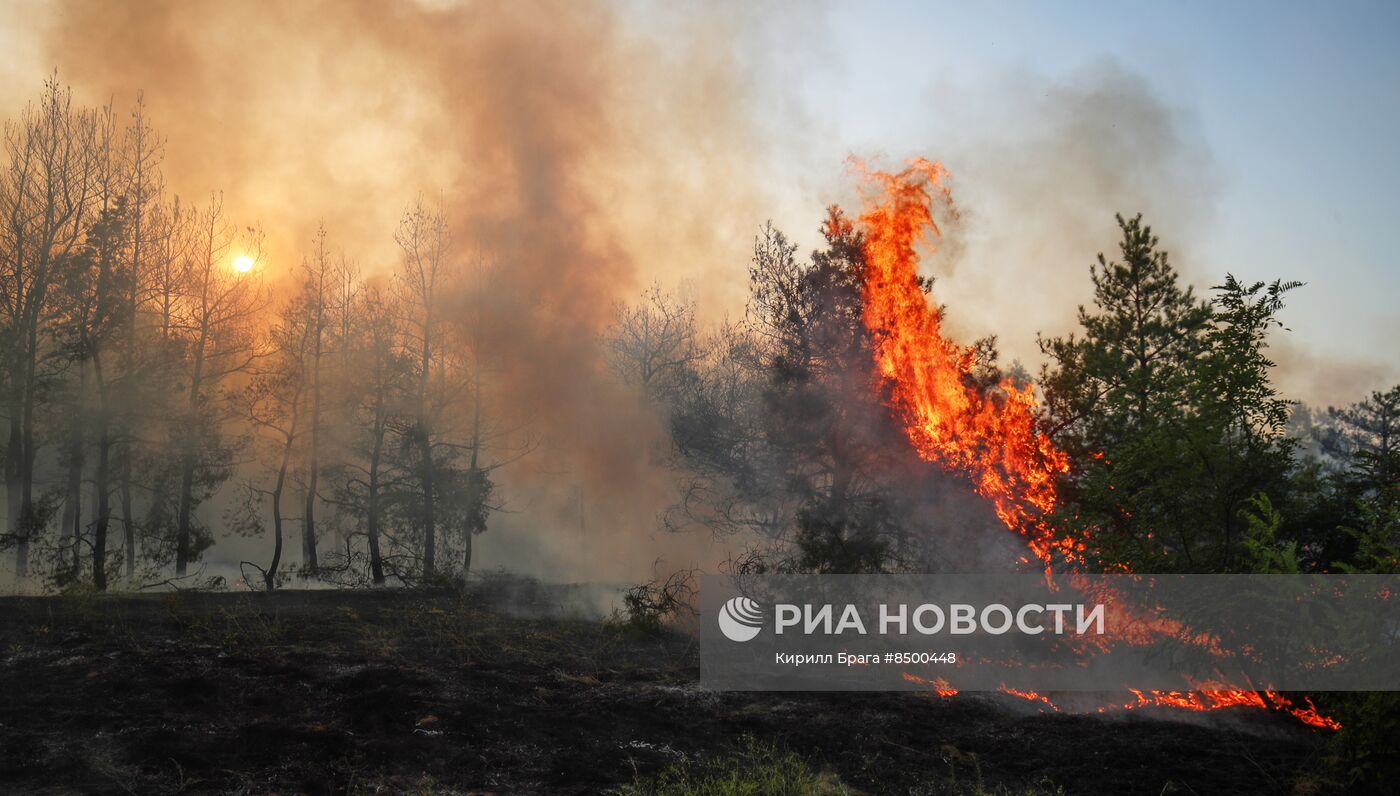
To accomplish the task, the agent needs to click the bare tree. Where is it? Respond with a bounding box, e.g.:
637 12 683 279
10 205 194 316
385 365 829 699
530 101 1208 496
116 90 165 580
604 282 704 403
169 195 266 576
0 76 100 578
52 100 130 589
334 284 410 585
237 289 313 590
299 224 334 573
393 198 450 578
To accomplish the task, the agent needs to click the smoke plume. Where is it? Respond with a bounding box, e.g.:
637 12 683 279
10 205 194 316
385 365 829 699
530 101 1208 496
4 0 785 581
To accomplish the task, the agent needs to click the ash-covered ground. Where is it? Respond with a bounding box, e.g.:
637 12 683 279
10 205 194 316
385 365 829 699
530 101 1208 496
0 580 1330 795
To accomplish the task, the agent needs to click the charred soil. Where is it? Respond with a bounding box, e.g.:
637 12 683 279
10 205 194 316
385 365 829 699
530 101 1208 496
0 583 1330 794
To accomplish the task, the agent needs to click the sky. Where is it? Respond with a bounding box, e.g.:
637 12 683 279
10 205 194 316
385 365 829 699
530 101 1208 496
0 0 1396 409
786 0 1400 406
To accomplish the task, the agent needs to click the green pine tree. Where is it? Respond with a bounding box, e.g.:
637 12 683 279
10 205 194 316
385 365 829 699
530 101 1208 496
1041 217 1301 572
1039 214 1211 570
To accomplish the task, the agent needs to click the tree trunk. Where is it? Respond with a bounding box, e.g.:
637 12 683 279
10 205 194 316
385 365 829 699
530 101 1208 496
18 333 40 580
303 303 323 573
175 328 207 578
61 431 84 579
268 455 288 592
463 373 482 580
62 451 82 577
367 434 385 586
7 404 24 579
121 477 135 578
8 341 32 579
92 428 111 591
420 434 436 579
90 352 113 591
175 449 195 577
63 360 91 578
118 252 140 577
303 429 319 572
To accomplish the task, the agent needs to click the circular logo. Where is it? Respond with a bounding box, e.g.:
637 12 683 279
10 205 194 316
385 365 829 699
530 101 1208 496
717 596 764 642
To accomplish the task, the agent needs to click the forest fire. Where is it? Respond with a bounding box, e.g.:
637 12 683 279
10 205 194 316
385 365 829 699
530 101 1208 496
849 158 1340 731
849 158 1081 569
0 0 1392 790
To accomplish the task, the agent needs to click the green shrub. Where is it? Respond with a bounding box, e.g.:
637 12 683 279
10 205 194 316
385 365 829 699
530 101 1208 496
610 569 696 636
1321 692 1400 791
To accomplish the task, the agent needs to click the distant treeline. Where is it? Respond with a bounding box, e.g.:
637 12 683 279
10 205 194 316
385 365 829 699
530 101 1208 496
0 79 510 591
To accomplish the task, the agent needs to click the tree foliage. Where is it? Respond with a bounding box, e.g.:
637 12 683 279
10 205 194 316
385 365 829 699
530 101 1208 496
1039 215 1301 572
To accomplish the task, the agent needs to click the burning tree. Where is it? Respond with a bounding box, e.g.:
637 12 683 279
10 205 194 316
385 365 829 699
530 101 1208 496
852 159 1077 569
662 215 1013 574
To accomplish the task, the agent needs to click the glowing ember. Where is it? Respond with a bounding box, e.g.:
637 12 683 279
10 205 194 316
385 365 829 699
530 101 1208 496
1115 689 1342 731
908 678 1338 730
902 672 959 696
999 686 1060 711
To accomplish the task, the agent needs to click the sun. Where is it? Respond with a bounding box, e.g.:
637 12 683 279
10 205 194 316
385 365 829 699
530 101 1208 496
232 255 255 273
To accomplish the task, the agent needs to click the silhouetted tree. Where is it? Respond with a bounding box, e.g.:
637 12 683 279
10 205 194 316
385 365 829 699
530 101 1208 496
169 196 266 576
0 77 100 578
234 285 314 590
331 284 410 585
298 225 335 574
605 282 704 404
115 91 165 580
391 198 466 580
51 108 131 588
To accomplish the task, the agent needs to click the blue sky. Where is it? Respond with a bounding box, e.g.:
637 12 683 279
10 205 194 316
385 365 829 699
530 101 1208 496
771 1 1399 404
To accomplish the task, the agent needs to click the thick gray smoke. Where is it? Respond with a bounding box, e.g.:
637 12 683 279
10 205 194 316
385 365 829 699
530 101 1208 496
0 0 788 583
901 62 1222 373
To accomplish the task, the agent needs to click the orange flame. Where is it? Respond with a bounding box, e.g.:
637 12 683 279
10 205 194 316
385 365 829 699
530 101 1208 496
853 157 1338 731
1114 689 1341 730
998 685 1060 711
851 158 1078 568
906 677 1338 729
902 671 959 696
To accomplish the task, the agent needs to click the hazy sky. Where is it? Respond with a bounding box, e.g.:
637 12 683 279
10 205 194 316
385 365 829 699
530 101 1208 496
0 0 1395 407
788 0 1400 405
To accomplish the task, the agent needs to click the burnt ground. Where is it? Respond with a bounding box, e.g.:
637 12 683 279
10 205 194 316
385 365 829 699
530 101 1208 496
0 580 1339 795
